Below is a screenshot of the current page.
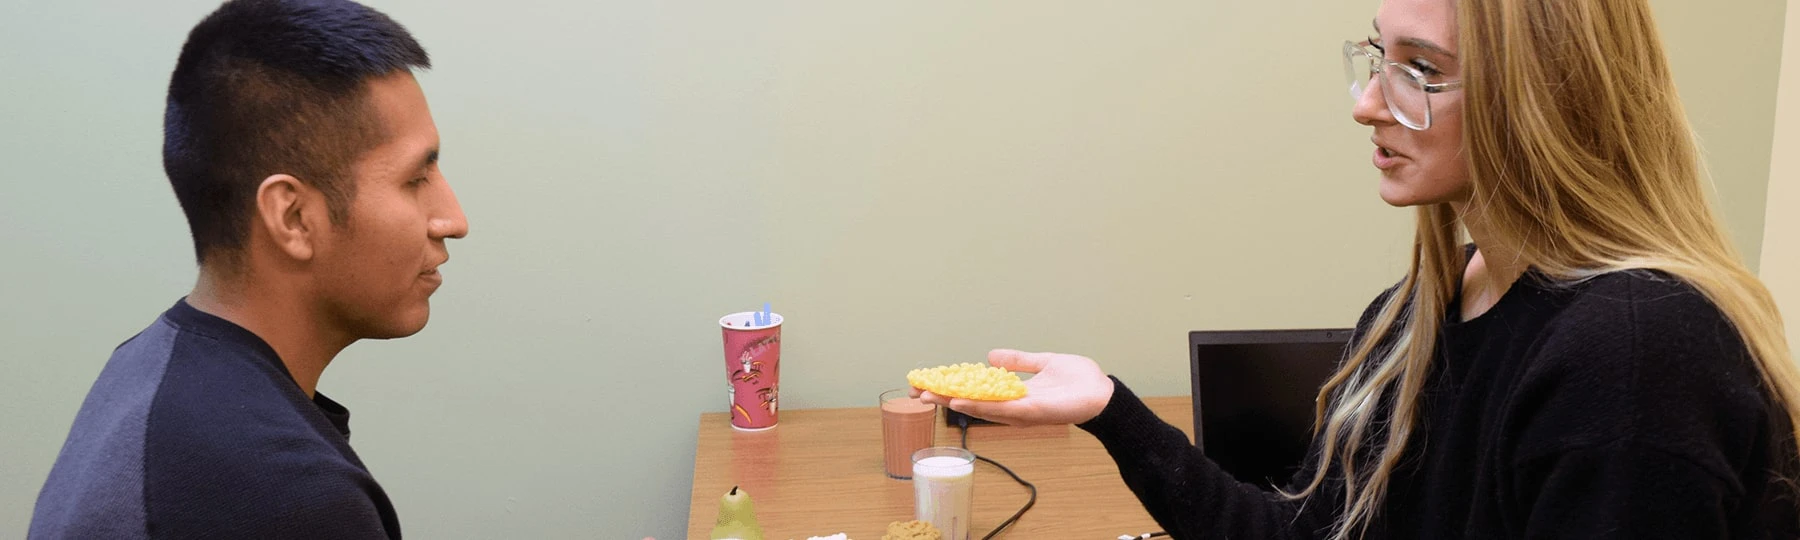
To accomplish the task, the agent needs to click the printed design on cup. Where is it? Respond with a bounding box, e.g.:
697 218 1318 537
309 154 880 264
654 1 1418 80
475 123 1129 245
757 387 778 414
738 334 780 367
736 334 781 417
728 384 752 423
733 335 778 386
733 358 766 385
733 355 768 385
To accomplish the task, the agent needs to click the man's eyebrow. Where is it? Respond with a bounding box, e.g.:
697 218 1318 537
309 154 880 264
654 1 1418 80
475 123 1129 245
421 147 439 169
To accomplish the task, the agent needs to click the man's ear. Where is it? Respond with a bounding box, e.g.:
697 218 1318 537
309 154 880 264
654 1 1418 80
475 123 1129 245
254 174 321 262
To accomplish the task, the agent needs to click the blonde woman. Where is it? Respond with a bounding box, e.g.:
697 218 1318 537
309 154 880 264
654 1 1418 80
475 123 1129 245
916 0 1800 537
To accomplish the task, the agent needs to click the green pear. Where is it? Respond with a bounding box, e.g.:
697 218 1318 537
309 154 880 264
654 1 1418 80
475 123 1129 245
709 486 764 540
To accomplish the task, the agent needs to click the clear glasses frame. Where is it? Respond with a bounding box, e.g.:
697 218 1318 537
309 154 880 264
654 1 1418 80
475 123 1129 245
1343 40 1463 131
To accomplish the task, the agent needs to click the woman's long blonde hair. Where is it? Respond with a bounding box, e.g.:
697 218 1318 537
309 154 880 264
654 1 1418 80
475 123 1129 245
1288 1 1797 537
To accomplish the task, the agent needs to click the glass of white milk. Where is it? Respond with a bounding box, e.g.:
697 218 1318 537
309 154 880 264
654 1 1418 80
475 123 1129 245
911 447 976 540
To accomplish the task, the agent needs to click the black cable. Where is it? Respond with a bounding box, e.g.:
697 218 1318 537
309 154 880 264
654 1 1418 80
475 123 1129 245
955 422 1037 540
957 421 1166 540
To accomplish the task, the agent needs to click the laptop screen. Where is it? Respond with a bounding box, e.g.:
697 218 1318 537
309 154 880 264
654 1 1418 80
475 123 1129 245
1189 329 1351 486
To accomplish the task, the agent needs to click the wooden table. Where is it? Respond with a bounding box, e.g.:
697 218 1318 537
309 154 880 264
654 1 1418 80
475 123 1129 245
687 397 1193 539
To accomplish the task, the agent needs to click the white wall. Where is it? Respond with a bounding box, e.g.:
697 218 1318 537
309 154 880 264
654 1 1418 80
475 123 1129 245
1 1 1787 537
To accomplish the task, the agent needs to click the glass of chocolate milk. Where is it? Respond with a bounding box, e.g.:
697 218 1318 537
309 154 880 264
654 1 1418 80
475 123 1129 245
880 389 937 479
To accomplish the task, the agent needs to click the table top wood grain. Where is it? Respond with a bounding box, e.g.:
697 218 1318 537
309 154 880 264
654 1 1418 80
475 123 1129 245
687 397 1194 539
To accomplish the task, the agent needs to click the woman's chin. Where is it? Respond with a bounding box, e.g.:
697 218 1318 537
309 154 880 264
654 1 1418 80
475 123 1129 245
1378 176 1463 207
1378 179 1421 207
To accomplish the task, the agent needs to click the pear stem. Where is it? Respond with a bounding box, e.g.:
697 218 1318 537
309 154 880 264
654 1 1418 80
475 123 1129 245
730 485 739 495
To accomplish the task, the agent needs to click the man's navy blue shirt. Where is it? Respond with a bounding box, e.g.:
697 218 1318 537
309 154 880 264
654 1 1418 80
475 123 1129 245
30 299 399 539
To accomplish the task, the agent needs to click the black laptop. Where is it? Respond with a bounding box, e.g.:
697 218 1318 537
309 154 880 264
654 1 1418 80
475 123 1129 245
1189 329 1353 486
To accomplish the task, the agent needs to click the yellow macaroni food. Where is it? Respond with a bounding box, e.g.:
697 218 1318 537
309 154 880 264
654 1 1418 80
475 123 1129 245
906 363 1027 401
881 520 942 540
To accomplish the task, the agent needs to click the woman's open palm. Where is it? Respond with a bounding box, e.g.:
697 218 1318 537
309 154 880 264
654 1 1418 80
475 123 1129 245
914 349 1115 426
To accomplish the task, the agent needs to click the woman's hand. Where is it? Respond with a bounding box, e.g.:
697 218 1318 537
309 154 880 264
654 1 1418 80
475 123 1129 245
913 349 1115 426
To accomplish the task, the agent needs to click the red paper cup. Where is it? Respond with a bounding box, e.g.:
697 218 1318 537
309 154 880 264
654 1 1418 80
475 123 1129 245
720 311 783 431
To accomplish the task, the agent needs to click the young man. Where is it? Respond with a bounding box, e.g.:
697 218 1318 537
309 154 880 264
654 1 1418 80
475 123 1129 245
30 0 467 537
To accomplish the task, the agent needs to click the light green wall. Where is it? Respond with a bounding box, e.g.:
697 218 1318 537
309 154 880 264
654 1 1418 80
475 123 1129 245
1766 0 1800 347
0 1 1785 538
1657 0 1787 267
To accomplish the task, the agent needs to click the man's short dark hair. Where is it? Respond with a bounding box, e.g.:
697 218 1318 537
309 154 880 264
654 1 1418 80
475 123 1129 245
163 0 429 265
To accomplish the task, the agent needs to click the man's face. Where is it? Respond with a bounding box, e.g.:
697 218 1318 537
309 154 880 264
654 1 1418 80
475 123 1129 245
312 72 468 340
